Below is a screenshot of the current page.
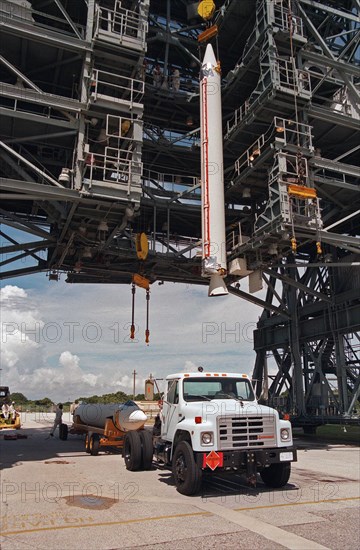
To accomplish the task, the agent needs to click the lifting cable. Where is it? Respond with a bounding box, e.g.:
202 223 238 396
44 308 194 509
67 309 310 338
130 283 136 340
145 288 150 345
130 276 151 344
131 233 151 344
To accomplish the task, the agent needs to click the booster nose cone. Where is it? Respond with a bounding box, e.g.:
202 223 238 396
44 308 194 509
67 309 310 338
128 409 148 424
203 43 217 67
208 273 229 296
118 404 148 431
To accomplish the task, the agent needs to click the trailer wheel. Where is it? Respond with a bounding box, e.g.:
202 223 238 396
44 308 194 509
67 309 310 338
89 433 100 456
124 431 142 471
139 430 153 470
85 433 91 453
172 441 202 495
260 462 291 488
59 423 68 441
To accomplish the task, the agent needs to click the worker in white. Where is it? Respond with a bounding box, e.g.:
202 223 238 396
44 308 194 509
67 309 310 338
9 401 17 420
152 64 162 88
172 68 180 92
1 403 9 420
50 403 63 437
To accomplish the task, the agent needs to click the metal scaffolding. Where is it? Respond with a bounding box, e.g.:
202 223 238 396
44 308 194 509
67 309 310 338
0 0 359 427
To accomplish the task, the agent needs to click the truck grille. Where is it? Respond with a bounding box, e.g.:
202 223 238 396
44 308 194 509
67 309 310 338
217 415 276 450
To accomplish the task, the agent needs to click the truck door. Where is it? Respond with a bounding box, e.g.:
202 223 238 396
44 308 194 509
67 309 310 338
161 379 180 440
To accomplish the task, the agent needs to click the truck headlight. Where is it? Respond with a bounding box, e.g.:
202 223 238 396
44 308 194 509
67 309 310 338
280 428 290 441
201 431 213 445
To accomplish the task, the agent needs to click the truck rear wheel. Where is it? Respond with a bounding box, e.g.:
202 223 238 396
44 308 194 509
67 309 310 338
172 441 202 495
89 433 100 456
124 431 142 471
139 430 153 470
260 462 291 488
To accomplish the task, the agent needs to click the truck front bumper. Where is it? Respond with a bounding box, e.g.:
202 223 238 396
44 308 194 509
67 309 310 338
195 446 297 470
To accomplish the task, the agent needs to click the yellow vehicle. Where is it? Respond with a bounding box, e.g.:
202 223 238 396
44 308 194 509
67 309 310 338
0 386 21 429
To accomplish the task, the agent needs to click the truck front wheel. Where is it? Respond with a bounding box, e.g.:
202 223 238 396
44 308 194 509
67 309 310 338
139 430 153 470
124 431 142 471
260 462 291 488
172 441 202 496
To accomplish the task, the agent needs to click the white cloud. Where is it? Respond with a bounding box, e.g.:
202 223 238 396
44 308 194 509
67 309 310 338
1 286 43 382
82 373 98 387
1 285 27 301
110 374 148 394
182 360 198 373
58 351 99 388
59 350 80 370
1 288 101 399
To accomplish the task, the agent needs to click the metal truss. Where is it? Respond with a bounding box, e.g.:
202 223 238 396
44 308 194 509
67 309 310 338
252 255 360 425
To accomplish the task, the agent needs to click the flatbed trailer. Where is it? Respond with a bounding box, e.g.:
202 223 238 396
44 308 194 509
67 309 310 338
69 416 126 455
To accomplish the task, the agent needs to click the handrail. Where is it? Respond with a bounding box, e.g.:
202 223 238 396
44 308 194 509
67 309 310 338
96 4 148 48
84 149 142 191
90 69 144 105
234 117 313 177
143 169 199 191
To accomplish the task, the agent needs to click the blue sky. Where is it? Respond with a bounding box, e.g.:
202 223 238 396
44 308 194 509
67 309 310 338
1 229 262 401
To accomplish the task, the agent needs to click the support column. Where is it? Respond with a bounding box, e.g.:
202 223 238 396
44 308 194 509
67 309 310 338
74 0 95 190
286 259 306 415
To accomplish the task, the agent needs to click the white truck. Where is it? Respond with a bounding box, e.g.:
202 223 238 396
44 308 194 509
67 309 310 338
123 370 297 495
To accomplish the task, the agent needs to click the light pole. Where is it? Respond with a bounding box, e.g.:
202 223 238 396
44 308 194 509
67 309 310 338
133 369 137 400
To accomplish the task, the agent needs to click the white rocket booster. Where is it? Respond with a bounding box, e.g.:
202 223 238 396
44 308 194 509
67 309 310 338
200 43 228 296
74 401 147 432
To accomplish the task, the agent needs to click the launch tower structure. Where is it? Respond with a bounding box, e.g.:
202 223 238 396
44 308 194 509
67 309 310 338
0 0 359 428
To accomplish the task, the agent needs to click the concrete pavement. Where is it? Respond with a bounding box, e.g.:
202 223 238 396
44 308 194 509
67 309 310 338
0 413 359 549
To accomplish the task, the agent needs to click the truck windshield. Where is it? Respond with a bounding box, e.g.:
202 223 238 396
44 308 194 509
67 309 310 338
183 378 255 402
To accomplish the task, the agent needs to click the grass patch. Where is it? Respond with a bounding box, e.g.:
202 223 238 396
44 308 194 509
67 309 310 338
294 424 360 444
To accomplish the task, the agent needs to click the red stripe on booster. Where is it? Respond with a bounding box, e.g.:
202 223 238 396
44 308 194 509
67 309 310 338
202 79 210 258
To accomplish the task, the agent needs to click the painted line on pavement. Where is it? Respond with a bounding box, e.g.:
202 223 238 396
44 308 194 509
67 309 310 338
235 495 360 511
1 511 210 536
195 501 331 550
